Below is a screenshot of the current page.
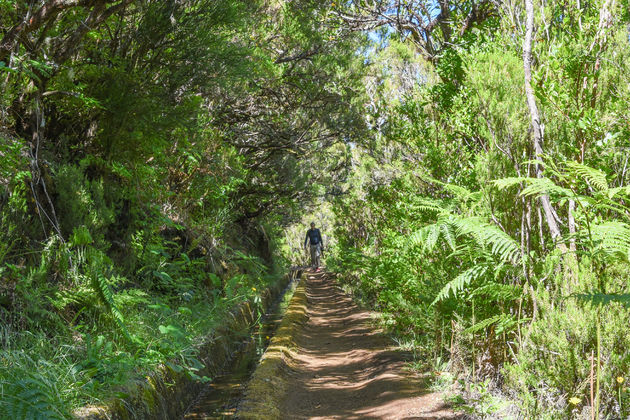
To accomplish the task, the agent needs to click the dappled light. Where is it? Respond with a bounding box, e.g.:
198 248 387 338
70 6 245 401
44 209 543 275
1 0 629 418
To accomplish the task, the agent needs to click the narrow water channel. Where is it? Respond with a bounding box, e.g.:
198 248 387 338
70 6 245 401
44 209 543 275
182 272 301 419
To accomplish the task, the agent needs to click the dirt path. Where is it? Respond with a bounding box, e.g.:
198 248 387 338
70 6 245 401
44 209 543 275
280 271 458 420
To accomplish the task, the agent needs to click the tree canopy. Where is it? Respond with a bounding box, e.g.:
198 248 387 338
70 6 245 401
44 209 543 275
1 0 630 418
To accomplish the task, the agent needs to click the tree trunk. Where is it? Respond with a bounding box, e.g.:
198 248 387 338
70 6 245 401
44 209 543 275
568 199 577 252
523 0 567 252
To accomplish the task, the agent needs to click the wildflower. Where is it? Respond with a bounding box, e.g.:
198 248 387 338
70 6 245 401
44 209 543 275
266 336 270 339
252 287 256 291
617 376 625 384
569 397 581 405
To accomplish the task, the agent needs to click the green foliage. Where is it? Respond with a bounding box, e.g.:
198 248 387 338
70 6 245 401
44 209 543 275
54 165 115 244
2 0 630 417
0 0 363 415
433 265 489 304
328 2 630 415
0 371 68 420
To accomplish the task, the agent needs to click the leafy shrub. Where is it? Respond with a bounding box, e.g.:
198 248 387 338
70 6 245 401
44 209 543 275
54 165 114 247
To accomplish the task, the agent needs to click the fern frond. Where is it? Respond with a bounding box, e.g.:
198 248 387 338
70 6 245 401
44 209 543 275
424 223 441 252
446 244 480 261
409 197 448 214
519 177 574 199
588 201 630 220
565 161 609 191
606 186 630 199
463 314 503 334
432 265 488 304
408 220 458 253
449 217 521 264
408 213 521 264
93 273 133 342
440 223 456 252
590 221 630 261
408 224 433 247
463 313 528 335
492 177 527 190
0 374 66 420
470 281 521 301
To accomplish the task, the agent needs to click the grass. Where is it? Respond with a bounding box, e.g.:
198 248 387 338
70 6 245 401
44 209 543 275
0 270 286 417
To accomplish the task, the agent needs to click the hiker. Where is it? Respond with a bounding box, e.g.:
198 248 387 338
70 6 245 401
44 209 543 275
304 222 324 271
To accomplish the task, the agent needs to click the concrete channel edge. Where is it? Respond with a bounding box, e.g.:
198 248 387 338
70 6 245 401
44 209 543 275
236 271 310 420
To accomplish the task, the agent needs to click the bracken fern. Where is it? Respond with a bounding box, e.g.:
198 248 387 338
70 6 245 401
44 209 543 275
0 372 67 420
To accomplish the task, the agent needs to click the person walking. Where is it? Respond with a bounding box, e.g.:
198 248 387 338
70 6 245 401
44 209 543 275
304 222 324 271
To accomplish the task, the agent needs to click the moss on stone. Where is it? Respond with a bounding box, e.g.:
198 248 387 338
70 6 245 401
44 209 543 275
237 273 309 419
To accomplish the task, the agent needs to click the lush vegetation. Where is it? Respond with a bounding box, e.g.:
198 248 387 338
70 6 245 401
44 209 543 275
1 0 629 418
328 0 630 418
0 0 363 417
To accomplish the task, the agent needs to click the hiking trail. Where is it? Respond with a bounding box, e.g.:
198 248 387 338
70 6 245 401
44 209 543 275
238 271 459 419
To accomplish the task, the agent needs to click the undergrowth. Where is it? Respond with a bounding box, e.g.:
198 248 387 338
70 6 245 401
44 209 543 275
0 224 286 417
329 161 630 418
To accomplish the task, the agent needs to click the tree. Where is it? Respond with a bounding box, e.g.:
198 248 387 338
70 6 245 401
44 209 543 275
336 0 497 64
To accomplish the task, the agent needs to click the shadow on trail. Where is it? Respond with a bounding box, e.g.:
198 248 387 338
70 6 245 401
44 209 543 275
281 272 459 420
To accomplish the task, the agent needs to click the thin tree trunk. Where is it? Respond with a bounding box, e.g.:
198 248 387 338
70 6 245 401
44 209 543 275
568 199 577 252
30 97 65 242
523 0 567 252
537 205 546 252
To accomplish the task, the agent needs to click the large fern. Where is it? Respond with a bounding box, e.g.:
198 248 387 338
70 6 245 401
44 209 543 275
92 272 133 342
449 216 521 264
432 264 489 304
0 373 67 420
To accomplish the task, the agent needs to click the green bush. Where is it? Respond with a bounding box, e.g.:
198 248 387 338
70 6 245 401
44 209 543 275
54 165 114 247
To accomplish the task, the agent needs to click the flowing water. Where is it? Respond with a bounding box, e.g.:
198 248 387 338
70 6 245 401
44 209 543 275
182 272 301 419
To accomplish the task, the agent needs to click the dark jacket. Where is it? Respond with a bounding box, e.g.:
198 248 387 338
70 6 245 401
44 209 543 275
305 228 323 247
